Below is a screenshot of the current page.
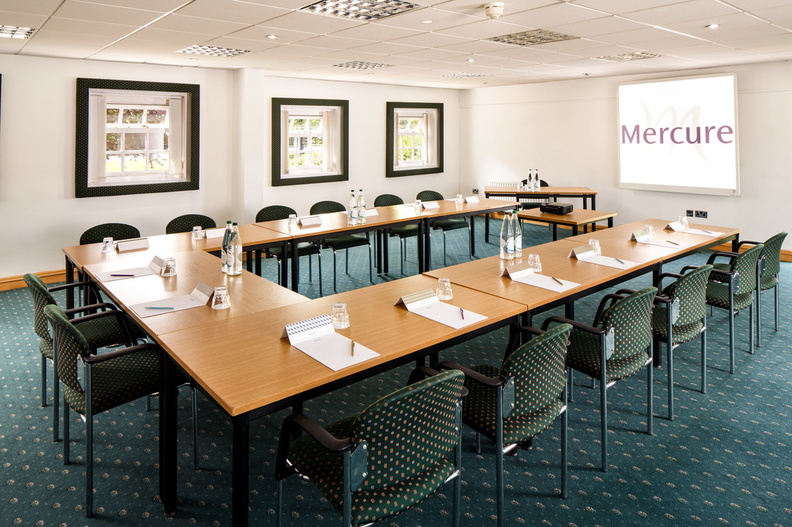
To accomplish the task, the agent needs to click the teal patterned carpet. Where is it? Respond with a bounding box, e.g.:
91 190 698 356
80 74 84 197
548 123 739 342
1 220 790 526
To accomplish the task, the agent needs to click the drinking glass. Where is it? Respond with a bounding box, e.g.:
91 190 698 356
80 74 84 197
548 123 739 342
331 302 350 329
528 254 542 272
413 199 422 214
436 278 453 300
455 194 464 205
191 226 204 240
101 237 115 253
678 215 689 228
161 257 177 277
644 224 654 237
589 239 602 255
211 286 231 310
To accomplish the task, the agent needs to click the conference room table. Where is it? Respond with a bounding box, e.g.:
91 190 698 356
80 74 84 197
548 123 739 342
153 273 526 526
517 208 617 240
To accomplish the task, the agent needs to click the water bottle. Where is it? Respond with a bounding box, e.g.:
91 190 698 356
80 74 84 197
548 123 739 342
511 209 522 255
227 222 243 276
348 189 358 225
499 211 515 260
534 169 540 191
221 220 232 273
357 188 366 221
527 170 534 192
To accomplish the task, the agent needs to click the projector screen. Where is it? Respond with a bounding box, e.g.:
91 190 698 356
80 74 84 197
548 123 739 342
618 73 739 196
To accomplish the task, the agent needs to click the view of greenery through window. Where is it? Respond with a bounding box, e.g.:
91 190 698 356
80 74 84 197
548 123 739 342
397 117 426 163
287 116 324 169
105 106 169 174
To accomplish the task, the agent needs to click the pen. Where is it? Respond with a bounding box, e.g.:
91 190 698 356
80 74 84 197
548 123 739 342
615 258 625 264
552 276 564 285
351 340 355 356
666 240 680 246
460 307 465 320
702 229 713 234
145 306 174 310
111 273 135 277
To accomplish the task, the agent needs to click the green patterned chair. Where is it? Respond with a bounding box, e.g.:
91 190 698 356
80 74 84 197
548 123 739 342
416 190 470 266
374 194 419 275
23 273 126 441
275 369 465 527
256 205 322 291
723 232 787 345
165 213 216 234
436 323 572 527
310 200 373 294
544 287 657 472
651 265 713 421
79 222 140 245
44 304 161 517
705 243 763 373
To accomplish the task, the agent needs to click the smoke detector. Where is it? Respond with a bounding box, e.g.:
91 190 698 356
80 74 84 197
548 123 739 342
484 2 504 20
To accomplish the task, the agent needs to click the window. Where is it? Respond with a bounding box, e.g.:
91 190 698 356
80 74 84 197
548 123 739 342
386 102 443 178
272 98 348 186
75 78 199 198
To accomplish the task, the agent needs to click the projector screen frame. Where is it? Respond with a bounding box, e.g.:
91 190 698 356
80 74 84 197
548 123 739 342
617 72 740 197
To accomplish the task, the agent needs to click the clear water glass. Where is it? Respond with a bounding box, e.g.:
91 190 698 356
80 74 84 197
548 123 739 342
191 226 204 240
161 257 177 277
528 254 542 272
331 302 350 329
589 239 602 255
436 278 453 300
101 237 114 253
211 286 231 310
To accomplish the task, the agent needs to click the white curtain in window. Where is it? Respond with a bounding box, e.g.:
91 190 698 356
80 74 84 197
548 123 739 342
88 92 107 184
323 109 338 174
167 96 184 179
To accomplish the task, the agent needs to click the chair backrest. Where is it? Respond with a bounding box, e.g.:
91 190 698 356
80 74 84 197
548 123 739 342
256 205 297 222
80 223 140 245
44 304 92 397
602 287 657 360
761 232 787 279
351 369 464 492
310 200 345 215
731 243 764 295
540 179 549 187
416 190 443 201
23 273 56 342
502 323 571 417
374 194 404 207
664 265 712 327
166 214 216 234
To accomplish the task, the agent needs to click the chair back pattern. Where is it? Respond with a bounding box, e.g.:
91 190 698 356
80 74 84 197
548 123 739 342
24 273 56 346
166 214 216 234
256 205 297 222
731 244 764 296
374 194 404 207
760 232 787 286
79 223 140 245
602 287 657 361
351 369 464 492
502 323 571 418
310 201 345 215
664 265 712 327
416 190 444 201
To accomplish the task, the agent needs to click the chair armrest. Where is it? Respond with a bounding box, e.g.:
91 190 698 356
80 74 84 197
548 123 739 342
653 294 673 306
733 240 761 250
70 309 135 346
435 361 504 387
655 272 683 289
706 251 737 265
64 302 117 319
543 315 607 336
83 342 159 364
708 268 735 284
48 280 95 293
614 288 636 296
593 293 625 326
679 265 701 275
517 325 544 338
275 412 354 480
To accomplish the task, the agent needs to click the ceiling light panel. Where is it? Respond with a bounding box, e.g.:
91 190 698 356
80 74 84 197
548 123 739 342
0 25 35 39
300 0 423 21
594 50 661 62
488 29 579 47
177 44 251 57
333 60 394 69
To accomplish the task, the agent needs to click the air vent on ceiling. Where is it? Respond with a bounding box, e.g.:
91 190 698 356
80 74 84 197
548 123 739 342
595 51 661 62
177 45 250 57
441 72 489 79
300 0 422 21
333 61 394 70
488 29 578 47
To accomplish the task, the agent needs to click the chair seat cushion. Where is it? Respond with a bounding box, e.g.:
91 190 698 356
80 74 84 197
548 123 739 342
268 241 319 258
461 365 564 445
322 235 370 250
760 274 778 292
432 218 468 231
705 282 753 310
63 347 161 416
651 306 704 344
288 416 456 526
567 329 649 382
390 224 419 238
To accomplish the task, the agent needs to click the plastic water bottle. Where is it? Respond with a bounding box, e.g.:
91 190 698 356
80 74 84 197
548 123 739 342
227 222 243 276
534 169 540 191
357 188 366 221
348 189 358 225
499 211 515 260
511 209 522 255
221 220 232 273
527 170 534 192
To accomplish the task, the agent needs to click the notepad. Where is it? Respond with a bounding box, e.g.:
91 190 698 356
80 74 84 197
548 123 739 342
396 290 487 329
665 222 718 237
94 255 166 282
129 282 213 318
283 315 379 371
568 246 637 270
631 230 687 248
501 262 579 292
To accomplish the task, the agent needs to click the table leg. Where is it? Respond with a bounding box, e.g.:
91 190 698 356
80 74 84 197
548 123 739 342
232 415 250 527
572 225 578 237
280 242 289 286
485 213 491 244
469 216 476 258
290 240 300 292
424 220 433 271
552 224 558 241
159 353 178 518
65 257 76 310
607 217 614 229
417 220 426 273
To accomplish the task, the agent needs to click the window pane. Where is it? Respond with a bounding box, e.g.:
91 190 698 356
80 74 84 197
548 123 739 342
146 109 167 124
290 118 306 131
123 153 146 171
312 152 323 166
309 118 322 132
125 132 146 150
106 133 120 152
163 132 168 150
311 137 323 146
414 136 423 147
106 154 121 172
106 108 119 124
122 109 144 124
149 153 169 170
148 132 166 150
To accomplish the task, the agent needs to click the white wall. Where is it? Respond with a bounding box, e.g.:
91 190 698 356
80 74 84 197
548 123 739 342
460 62 792 250
0 55 460 278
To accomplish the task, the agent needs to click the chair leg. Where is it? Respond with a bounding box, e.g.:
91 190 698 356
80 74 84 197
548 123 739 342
667 338 674 421
41 356 48 408
701 326 707 394
749 301 755 355
728 296 735 374
600 373 608 472
774 283 779 331
276 479 284 527
756 286 762 348
561 403 568 499
495 392 505 527
54 362 61 443
368 244 374 284
647 349 654 436
192 384 199 470
85 364 94 517
332 250 339 294
63 397 70 463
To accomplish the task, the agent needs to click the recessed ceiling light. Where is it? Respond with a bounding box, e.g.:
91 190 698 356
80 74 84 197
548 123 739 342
421 19 433 24
441 72 488 78
0 25 35 39
466 58 475 62
705 23 719 29
177 45 251 57
595 50 660 62
266 34 278 39
488 29 579 47
333 60 394 70
300 0 422 21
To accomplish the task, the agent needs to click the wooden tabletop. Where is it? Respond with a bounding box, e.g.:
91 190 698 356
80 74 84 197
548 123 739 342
421 197 520 219
484 186 597 196
254 204 424 238
83 249 308 336
155 274 525 416
518 208 616 226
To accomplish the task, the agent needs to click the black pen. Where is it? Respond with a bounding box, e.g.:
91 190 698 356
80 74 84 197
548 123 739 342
702 229 713 234
615 258 625 264
459 307 465 320
666 240 679 246
111 273 135 277
552 276 564 285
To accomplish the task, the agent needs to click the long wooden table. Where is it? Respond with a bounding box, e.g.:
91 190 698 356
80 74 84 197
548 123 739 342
517 208 617 240
484 185 598 209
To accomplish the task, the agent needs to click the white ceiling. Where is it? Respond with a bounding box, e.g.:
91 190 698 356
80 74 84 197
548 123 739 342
1 0 791 88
